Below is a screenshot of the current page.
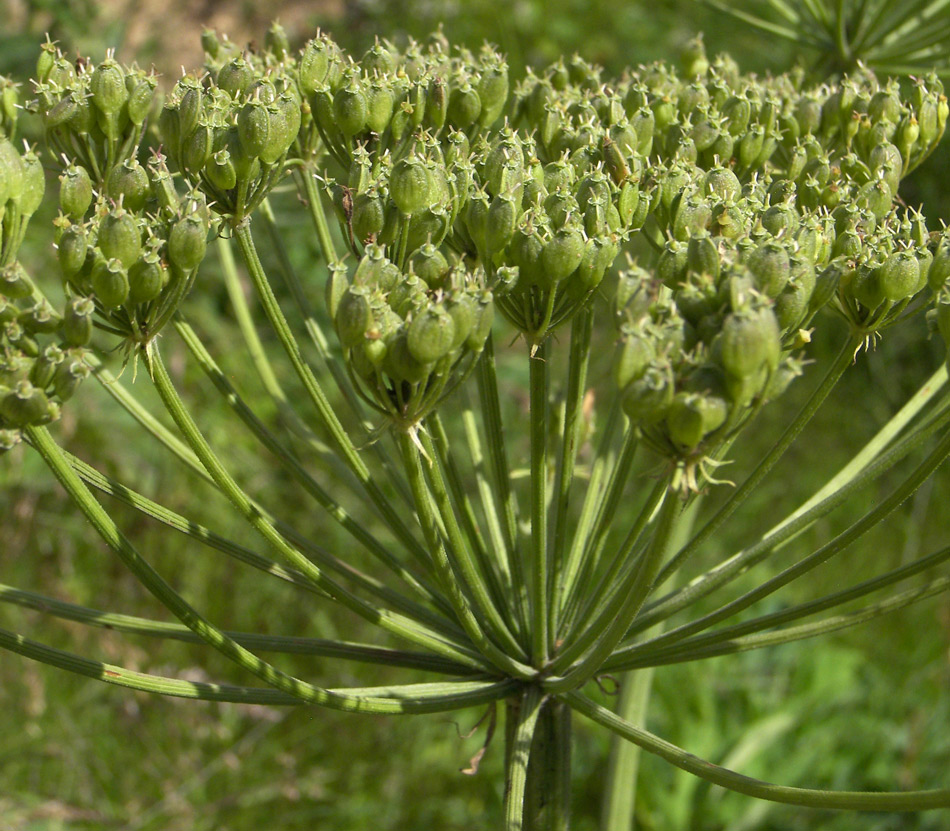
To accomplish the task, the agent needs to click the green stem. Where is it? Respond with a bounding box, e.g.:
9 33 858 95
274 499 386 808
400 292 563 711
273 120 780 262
417 429 529 661
567 691 950 810
549 307 593 649
145 343 487 669
397 431 537 680
0 582 476 676
505 685 544 831
600 669 654 831
477 338 528 635
175 317 450 615
627 395 950 638
24 424 489 711
620 426 950 659
546 483 678 692
557 400 625 637
429 413 519 636
232 219 428 566
530 339 550 665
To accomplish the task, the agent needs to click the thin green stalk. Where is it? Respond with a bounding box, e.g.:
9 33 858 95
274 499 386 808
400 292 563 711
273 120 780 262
656 334 860 588
545 483 678 692
773 364 946 537
621 576 950 669
600 669 654 831
175 317 448 612
620 427 950 658
557 400 626 637
529 340 550 665
505 685 544 831
232 219 428 564
0 621 515 711
25 423 493 711
612 545 950 669
257 199 414 509
397 431 537 680
559 429 640 638
548 308 593 649
599 498 700 831
297 169 339 267
566 691 950 810
627 396 950 638
417 429 528 661
461 399 518 617
557 478 668 668
145 343 488 669
0 583 476 675
428 413 519 636
477 337 528 635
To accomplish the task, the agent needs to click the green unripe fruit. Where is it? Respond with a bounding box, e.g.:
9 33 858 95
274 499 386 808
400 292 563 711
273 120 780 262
106 160 150 212
325 265 349 321
444 293 475 351
467 292 494 351
334 81 369 137
702 166 741 201
265 20 290 57
477 65 509 127
390 157 430 216
540 226 585 286
19 299 60 334
857 179 893 221
0 138 24 204
181 122 214 174
30 344 64 389
928 237 950 291
365 82 395 135
658 240 688 289
878 251 920 303
385 330 431 385
17 152 44 216
62 296 95 346
851 264 886 311
622 365 673 426
89 58 127 115
510 224 545 288
206 149 238 192
260 103 295 165
719 309 781 378
666 392 721 450
425 77 448 132
299 38 331 95
57 225 88 279
574 235 618 293
237 101 270 160
747 241 790 298
128 253 167 304
217 57 254 99
127 77 156 126
336 286 374 348
98 210 142 269
52 355 90 401
408 305 456 364
613 331 654 389
485 193 518 257
168 214 208 272
409 244 450 290
774 279 810 332
686 234 719 280
448 84 482 129
352 190 386 243
1 380 51 427
59 166 93 220
91 257 130 308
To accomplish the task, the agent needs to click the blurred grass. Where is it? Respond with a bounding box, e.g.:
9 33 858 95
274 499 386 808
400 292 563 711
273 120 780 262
2 1 950 829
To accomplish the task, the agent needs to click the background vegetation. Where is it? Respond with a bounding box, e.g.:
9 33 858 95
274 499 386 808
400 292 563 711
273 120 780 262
1 1 948 829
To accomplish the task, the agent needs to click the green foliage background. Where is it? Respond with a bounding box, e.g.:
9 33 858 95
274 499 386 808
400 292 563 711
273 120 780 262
1 2 949 829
